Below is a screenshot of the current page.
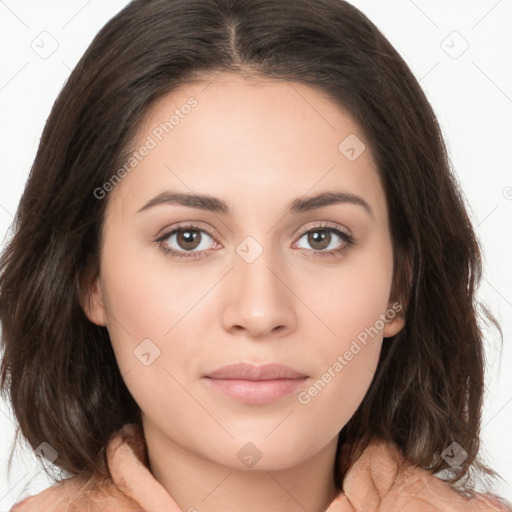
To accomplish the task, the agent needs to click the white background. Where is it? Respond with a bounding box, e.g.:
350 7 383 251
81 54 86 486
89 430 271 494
0 0 511 509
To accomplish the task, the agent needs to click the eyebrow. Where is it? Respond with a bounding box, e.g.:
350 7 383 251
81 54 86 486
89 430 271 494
137 190 374 218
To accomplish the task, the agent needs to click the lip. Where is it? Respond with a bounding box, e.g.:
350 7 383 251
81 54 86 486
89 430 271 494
204 362 308 380
202 363 310 405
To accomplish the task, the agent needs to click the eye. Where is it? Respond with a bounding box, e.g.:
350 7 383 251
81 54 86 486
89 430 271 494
156 223 218 260
293 222 354 258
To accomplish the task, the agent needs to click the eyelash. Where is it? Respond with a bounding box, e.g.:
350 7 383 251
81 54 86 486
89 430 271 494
155 221 355 260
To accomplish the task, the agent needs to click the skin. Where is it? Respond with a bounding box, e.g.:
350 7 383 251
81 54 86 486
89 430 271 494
82 72 405 512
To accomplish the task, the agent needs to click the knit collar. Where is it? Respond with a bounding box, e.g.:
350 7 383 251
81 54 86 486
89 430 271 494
103 423 508 512
106 423 350 511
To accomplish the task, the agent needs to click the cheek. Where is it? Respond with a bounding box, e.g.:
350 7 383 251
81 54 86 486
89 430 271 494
288 240 393 429
297 286 388 434
298 236 393 409
97 229 220 415
97 233 182 370
296 340 381 440
303 344 380 391
99 228 199 337
98 247 197 415
310 233 394 344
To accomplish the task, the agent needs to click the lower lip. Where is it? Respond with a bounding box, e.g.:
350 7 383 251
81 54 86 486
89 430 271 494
202 377 309 405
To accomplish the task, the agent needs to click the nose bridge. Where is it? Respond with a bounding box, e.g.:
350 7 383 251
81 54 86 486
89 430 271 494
222 233 296 336
235 233 282 305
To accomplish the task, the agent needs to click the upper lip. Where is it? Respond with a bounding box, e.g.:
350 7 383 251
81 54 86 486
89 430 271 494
204 363 308 380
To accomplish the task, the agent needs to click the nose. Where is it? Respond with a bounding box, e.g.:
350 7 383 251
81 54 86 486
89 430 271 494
221 245 297 339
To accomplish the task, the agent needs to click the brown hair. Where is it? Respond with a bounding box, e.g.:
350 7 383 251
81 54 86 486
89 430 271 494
0 0 503 493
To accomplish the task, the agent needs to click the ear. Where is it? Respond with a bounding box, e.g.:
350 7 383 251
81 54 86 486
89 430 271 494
383 257 411 338
80 274 107 326
383 301 406 338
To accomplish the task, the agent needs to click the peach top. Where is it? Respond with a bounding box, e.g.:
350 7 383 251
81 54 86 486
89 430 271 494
10 424 511 511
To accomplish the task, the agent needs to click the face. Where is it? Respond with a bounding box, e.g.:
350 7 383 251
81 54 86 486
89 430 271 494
83 72 405 471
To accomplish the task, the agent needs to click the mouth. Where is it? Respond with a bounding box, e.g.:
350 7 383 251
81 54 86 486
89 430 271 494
202 362 310 405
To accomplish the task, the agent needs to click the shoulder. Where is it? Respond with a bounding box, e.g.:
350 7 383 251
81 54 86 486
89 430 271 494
340 438 512 511
10 474 142 512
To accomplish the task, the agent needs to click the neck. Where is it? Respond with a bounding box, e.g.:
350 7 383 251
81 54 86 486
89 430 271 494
143 420 341 512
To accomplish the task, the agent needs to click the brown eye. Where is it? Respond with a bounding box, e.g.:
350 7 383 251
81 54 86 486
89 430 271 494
175 229 202 251
307 230 332 251
157 224 218 259
294 225 353 256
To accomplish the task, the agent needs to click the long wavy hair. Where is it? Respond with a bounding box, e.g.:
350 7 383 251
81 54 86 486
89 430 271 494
0 0 503 493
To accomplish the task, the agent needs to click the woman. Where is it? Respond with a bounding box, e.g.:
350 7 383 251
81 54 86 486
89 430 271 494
1 0 510 510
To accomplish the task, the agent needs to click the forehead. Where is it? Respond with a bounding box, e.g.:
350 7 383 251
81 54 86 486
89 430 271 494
106 72 386 224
